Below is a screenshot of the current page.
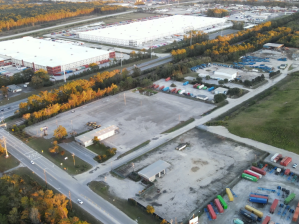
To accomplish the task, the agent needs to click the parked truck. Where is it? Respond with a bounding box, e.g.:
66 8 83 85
281 157 292 166
262 216 270 224
242 173 258 182
249 196 268 204
273 154 282 163
245 205 263 218
284 193 295 205
251 166 266 175
239 208 258 221
270 199 278 214
244 170 260 179
271 153 279 161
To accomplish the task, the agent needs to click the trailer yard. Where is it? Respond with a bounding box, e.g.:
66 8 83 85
109 128 263 222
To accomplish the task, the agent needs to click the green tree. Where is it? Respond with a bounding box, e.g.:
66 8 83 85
218 80 224 85
224 78 228 83
7 207 19 224
132 67 141 78
141 78 152 87
30 76 44 89
146 205 155 214
205 75 211 80
0 214 8 224
22 69 34 81
214 94 227 103
244 80 251 87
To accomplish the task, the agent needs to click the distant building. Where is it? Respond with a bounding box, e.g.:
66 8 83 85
263 43 284 50
75 125 118 147
214 87 229 95
292 50 299 60
213 68 237 81
196 95 208 101
7 84 22 93
138 160 170 182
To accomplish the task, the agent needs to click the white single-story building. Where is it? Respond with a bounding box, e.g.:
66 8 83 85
75 125 118 147
214 87 229 95
213 68 237 81
196 95 209 101
7 84 22 93
138 160 170 182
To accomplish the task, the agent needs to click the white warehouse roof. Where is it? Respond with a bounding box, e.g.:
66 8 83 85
0 36 112 68
78 15 226 46
138 160 170 179
75 125 118 144
215 68 237 76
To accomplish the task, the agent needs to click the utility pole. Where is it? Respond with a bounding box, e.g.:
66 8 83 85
72 153 75 166
69 191 72 210
121 51 123 67
44 169 47 189
151 40 153 58
190 30 192 46
71 120 73 132
124 93 126 105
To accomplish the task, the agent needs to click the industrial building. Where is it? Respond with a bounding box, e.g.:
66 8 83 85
0 37 115 75
213 68 238 81
75 125 118 147
138 160 170 182
78 15 226 46
7 84 22 93
263 43 284 50
214 87 228 95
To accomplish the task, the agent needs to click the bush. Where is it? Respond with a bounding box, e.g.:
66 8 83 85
128 198 137 206
170 83 176 87
214 94 227 103
146 205 155 214
205 75 211 80
218 80 224 85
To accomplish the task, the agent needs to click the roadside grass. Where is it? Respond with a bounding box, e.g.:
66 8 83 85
0 154 20 173
89 181 160 224
227 73 299 153
9 167 103 224
183 71 198 78
87 143 110 155
162 118 195 134
117 140 150 159
27 137 92 175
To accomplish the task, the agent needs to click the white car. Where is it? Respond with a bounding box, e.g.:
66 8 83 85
30 161 34 165
77 199 83 204
293 163 297 169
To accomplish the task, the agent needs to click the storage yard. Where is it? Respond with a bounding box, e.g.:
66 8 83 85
111 128 263 222
25 91 215 153
199 165 299 224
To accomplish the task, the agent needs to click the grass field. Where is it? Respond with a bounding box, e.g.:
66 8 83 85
27 137 92 175
10 167 103 224
89 181 160 224
227 73 299 153
0 154 19 173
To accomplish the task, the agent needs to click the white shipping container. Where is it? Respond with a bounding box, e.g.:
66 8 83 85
247 169 262 179
271 153 279 162
179 90 185 95
199 85 204 89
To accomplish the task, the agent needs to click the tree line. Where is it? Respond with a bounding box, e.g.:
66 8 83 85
0 174 89 224
206 9 229 18
0 2 127 31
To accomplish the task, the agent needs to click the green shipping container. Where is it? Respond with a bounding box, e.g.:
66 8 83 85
284 193 295 205
217 195 228 209
242 173 258 182
203 87 207 90
233 219 244 224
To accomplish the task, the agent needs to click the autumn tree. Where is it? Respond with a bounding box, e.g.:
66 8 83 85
0 145 5 155
1 86 8 97
146 205 155 214
93 136 99 145
160 220 167 224
54 125 67 140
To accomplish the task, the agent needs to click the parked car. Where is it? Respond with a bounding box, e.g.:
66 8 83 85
292 163 297 169
31 161 34 165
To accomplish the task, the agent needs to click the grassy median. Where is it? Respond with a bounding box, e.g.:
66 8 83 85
0 154 19 173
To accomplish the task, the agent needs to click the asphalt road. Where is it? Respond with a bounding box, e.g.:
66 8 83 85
0 99 26 120
208 29 238 40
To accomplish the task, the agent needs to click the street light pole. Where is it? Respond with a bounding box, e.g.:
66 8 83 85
72 153 75 166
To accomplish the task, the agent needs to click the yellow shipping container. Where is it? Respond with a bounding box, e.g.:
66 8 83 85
226 188 234 202
245 205 263 218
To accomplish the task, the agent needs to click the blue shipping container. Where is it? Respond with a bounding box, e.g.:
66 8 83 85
183 81 189 86
249 197 268 204
163 87 169 91
208 87 214 92
239 208 258 221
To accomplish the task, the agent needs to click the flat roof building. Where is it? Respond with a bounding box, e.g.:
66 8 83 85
78 15 226 46
138 160 170 182
0 37 115 75
75 125 118 147
213 68 238 81
7 84 22 93
263 43 284 49
214 87 229 95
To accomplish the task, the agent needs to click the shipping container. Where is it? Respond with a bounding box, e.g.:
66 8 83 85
261 216 270 224
284 193 295 205
249 194 268 200
245 205 263 218
268 221 275 224
207 204 217 220
214 199 224 213
226 188 234 202
159 86 164 90
251 166 266 175
270 199 278 213
198 84 204 89
183 81 189 86
271 153 279 161
280 156 288 165
193 83 198 88
171 88 176 93
293 207 299 222
274 154 282 162
233 219 244 224
249 197 268 204
285 169 291 175
247 169 262 179
175 89 180 94
242 173 258 182
244 170 260 179
163 87 169 92
155 85 159 89
208 87 215 92
178 90 185 95
217 195 228 209
239 208 258 221
281 157 292 166
165 77 171 81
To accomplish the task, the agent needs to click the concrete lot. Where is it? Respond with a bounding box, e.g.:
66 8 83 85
113 128 263 222
153 79 215 100
25 91 215 154
199 171 299 224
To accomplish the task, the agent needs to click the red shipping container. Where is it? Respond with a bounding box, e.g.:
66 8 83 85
251 166 266 175
292 207 299 222
280 156 288 165
165 77 171 81
262 216 270 224
281 157 292 166
207 204 217 220
270 199 278 214
193 83 198 88
244 170 260 179
214 199 224 213
285 169 291 175
297 201 299 207
159 86 164 90
250 194 268 200
175 89 181 93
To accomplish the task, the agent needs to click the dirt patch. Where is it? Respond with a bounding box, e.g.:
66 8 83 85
191 166 200 172
192 158 208 166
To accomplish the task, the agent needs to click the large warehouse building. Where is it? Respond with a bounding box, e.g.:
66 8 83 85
75 125 118 147
213 68 238 81
0 37 115 75
78 15 226 46
138 160 170 182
